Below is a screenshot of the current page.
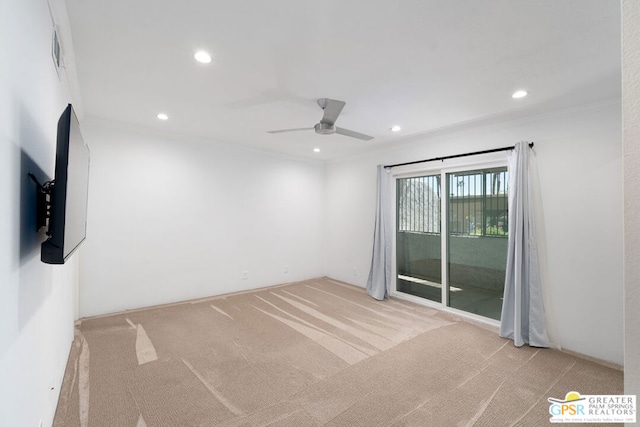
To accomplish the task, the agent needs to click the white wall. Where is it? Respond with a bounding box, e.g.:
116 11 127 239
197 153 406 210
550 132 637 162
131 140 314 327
623 0 640 398
79 123 325 317
0 0 80 426
324 100 624 364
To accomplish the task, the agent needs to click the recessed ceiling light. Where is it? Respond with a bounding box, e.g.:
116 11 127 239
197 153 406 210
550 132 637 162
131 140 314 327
156 113 168 121
391 125 402 132
512 90 528 99
313 148 321 153
194 50 212 64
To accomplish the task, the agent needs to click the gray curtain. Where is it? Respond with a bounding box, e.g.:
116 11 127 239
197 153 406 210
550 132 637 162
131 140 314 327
367 165 392 300
500 142 550 347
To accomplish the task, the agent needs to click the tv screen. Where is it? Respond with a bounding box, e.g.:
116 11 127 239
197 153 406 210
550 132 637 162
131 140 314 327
41 104 90 264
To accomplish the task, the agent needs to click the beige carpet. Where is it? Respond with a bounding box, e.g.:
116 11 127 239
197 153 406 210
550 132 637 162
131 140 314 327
53 277 622 426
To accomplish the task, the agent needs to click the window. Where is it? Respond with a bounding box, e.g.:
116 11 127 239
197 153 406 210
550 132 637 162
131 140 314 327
396 175 442 303
395 166 508 320
448 168 508 237
397 175 441 234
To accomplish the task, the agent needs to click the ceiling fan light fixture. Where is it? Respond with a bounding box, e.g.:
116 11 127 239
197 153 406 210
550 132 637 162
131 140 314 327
391 125 402 132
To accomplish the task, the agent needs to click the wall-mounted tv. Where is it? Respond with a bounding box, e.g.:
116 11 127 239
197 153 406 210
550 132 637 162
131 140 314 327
35 104 90 264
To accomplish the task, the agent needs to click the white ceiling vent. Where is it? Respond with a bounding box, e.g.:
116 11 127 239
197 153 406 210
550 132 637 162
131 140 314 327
51 27 62 75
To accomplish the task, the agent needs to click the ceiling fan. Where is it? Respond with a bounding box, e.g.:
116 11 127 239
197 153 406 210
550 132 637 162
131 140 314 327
267 98 374 141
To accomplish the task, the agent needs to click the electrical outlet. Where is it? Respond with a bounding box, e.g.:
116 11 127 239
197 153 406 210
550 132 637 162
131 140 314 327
353 267 359 277
242 270 248 280
284 265 288 273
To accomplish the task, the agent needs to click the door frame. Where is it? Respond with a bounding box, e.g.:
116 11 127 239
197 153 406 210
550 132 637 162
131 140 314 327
390 157 508 327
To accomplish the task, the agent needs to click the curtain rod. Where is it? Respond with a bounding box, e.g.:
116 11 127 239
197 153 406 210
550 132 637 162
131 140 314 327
383 142 534 169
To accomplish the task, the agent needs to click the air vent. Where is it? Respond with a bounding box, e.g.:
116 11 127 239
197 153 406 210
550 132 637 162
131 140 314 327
52 27 62 73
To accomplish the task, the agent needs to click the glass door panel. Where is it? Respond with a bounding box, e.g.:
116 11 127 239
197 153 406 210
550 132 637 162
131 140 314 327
446 168 508 320
396 175 441 302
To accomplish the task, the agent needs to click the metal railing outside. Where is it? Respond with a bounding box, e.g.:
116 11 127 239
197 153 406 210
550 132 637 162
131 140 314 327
397 169 509 237
447 168 508 237
397 175 441 234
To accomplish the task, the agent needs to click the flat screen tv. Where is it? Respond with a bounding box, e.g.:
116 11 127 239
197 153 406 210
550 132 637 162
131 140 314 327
40 104 90 264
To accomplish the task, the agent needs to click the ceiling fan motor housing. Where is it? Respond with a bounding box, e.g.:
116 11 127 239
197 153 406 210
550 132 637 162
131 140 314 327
314 122 336 135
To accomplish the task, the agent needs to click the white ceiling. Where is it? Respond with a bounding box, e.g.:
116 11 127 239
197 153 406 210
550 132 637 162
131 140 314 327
64 0 621 160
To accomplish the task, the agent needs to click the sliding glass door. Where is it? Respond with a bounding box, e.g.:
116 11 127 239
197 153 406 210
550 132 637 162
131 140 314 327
446 168 508 320
395 166 509 321
396 175 441 303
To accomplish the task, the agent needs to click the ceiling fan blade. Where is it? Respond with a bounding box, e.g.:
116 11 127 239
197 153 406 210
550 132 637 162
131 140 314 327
318 98 345 126
335 127 374 141
267 127 314 134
